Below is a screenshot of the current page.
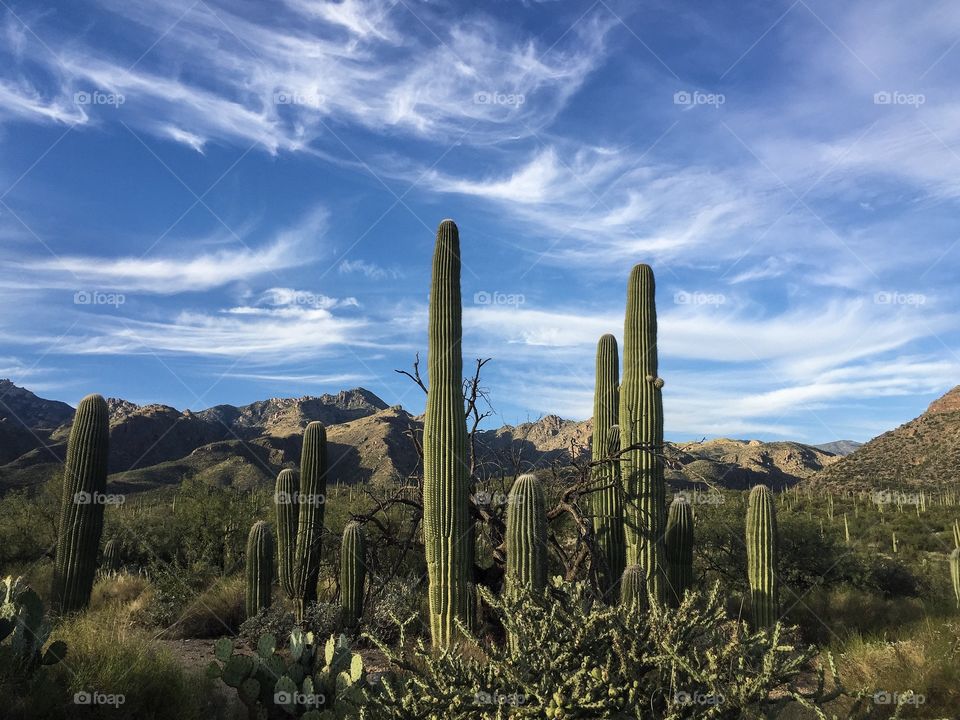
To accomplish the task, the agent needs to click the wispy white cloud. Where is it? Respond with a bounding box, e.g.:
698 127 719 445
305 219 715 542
338 259 401 280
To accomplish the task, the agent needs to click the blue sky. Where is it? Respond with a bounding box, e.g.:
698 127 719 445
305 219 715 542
0 0 958 444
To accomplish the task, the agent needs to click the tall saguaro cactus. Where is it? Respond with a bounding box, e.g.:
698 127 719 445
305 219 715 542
340 522 366 626
423 219 471 648
245 521 274 619
505 473 548 595
274 468 300 600
665 496 693 606
746 484 779 630
293 422 328 621
592 334 625 599
619 264 666 603
53 393 110 612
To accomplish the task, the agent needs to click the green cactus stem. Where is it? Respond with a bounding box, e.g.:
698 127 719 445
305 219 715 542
592 334 625 600
505 473 548 595
746 484 779 630
665 496 693 606
619 264 666 604
951 548 959 609
340 522 366 626
274 468 299 600
245 521 273 619
102 538 122 573
293 422 328 622
619 564 646 614
422 219 470 648
52 393 110 612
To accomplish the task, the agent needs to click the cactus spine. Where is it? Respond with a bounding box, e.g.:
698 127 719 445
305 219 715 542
245 521 273 618
340 522 366 626
665 496 693 606
746 484 779 630
422 219 470 648
274 468 299 600
293 422 328 622
619 564 646 613
102 539 121 573
592 334 625 599
951 548 960 609
52 393 110 612
505 473 548 595
619 264 666 604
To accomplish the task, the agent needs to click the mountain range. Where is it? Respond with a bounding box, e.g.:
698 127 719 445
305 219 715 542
0 379 954 495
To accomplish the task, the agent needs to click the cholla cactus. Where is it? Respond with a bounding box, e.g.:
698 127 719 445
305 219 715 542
245 521 273 619
746 485 779 630
340 522 366 626
52 393 110 612
505 473 548 595
422 219 470 648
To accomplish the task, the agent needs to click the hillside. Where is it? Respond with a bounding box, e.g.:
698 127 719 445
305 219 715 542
814 440 862 456
810 385 960 490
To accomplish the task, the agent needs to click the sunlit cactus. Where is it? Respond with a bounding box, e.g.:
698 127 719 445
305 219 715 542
293 421 328 622
746 484 779 630
619 564 646 614
505 473 547 595
340 521 366 626
274 468 299 600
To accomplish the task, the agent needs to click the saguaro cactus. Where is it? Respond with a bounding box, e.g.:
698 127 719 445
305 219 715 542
665 496 693 606
619 564 646 613
619 264 666 604
953 519 959 550
293 422 328 621
102 539 122 573
951 548 959 609
274 468 299 599
245 521 273 618
422 219 471 648
340 522 366 626
592 334 625 600
53 393 110 612
505 473 548 595
746 484 779 630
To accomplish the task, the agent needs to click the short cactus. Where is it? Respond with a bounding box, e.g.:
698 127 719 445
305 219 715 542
293 422 328 622
102 538 122 573
746 484 779 630
951 548 959 609
592 334 625 599
619 264 666 604
274 468 299 600
340 522 366 626
422 219 471 648
52 393 110 612
505 473 548 595
619 564 646 613
245 521 273 619
665 496 693 606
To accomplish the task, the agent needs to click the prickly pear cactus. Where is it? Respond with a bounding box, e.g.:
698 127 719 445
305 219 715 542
1 576 67 675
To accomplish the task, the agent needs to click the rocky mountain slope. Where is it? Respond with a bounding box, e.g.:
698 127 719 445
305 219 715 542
814 440 863 456
810 385 960 490
0 380 863 494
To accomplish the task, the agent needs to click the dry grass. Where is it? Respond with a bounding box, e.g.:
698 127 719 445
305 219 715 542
90 572 150 609
161 576 246 639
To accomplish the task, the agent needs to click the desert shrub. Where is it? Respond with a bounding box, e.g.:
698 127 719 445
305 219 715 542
367 575 423 643
162 576 245 639
365 578 847 719
239 601 341 649
89 572 149 610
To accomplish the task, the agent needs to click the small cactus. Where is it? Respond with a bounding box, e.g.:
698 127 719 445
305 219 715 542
245 521 273 619
102 538 122 573
746 484 779 630
951 548 959 609
619 564 646 613
340 522 366 626
274 468 299 600
665 496 693 606
52 393 110 612
505 473 548 595
293 422 328 622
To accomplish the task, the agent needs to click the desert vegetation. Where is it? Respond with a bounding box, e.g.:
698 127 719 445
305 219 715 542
2 219 959 719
